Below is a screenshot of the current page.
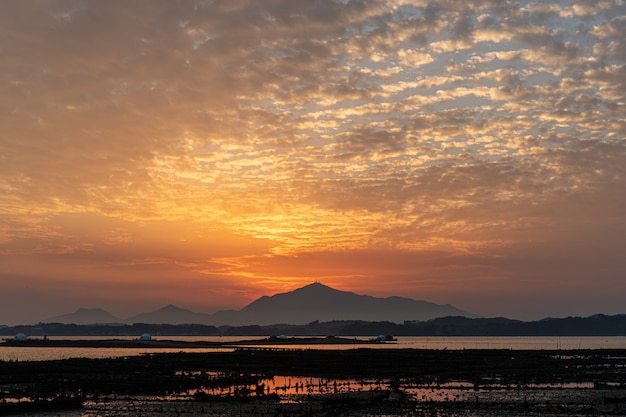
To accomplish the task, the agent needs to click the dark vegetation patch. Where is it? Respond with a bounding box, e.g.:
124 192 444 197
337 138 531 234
2 349 626 415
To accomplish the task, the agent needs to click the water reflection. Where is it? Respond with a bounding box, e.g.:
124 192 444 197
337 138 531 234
148 372 615 405
4 336 626 362
176 373 391 403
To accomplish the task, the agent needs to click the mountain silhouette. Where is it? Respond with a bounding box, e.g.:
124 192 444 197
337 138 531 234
45 308 123 325
42 283 476 325
125 304 213 325
210 282 476 325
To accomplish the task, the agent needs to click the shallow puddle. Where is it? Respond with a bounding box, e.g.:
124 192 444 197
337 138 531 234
186 374 389 402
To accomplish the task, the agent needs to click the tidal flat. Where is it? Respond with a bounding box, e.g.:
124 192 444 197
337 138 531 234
2 348 626 416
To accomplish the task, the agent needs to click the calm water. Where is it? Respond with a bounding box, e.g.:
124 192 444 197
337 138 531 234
2 336 626 362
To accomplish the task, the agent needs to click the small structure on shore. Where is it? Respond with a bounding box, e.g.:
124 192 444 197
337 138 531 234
138 333 152 341
14 333 28 341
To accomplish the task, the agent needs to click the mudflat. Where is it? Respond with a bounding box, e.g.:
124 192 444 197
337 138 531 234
2 348 626 416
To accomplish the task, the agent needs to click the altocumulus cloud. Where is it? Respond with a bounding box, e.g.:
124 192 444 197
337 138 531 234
0 0 625 323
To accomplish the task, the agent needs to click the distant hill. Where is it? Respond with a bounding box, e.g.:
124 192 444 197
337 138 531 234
45 308 123 325
40 283 477 326
210 282 477 325
9 314 626 337
125 304 213 325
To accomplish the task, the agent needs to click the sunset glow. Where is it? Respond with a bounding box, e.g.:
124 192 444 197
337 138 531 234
1 1 625 324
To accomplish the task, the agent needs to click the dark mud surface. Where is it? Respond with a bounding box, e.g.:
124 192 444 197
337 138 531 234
3 348 626 416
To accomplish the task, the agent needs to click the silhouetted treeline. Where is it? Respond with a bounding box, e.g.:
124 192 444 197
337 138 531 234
2 314 626 337
340 315 626 336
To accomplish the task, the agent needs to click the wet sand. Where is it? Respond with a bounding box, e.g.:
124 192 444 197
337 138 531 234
3 348 626 416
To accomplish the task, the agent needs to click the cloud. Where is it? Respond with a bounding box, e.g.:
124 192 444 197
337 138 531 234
1 0 625 321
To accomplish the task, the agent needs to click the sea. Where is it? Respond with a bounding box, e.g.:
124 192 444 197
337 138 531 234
2 335 626 362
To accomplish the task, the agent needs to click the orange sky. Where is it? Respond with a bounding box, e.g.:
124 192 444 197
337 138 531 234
1 1 626 325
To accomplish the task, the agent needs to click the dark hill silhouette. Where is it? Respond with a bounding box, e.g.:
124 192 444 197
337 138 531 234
12 314 626 337
45 308 123 325
40 283 476 326
125 304 213 325
210 282 477 325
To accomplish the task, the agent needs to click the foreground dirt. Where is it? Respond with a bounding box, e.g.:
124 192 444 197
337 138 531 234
3 348 626 416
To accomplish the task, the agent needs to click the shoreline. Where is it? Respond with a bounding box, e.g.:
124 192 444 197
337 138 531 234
2 348 626 416
0 335 390 348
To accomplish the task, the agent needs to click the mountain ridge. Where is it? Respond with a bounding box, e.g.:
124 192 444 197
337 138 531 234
42 282 477 326
219 282 476 326
45 308 123 325
10 314 626 337
125 304 213 325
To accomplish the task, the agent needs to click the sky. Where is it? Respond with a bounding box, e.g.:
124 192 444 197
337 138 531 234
1 0 625 325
